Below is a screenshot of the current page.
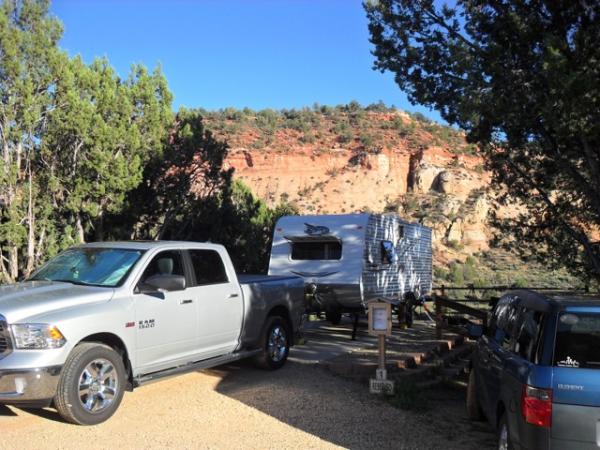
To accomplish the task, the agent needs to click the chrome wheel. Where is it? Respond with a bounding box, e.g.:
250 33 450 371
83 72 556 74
268 325 287 362
498 422 508 450
78 358 119 413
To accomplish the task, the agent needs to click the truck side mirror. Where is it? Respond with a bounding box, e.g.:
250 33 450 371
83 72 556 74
143 274 186 292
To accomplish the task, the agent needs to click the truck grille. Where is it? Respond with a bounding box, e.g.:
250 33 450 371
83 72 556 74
0 316 11 358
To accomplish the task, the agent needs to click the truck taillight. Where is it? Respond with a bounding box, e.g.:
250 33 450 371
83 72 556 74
521 385 552 428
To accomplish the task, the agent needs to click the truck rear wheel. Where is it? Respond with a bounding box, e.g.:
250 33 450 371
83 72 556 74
255 316 290 370
54 342 126 425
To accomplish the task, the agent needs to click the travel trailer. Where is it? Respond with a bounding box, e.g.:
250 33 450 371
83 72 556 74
268 213 433 324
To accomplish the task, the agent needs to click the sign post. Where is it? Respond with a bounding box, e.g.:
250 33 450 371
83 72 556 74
367 299 395 395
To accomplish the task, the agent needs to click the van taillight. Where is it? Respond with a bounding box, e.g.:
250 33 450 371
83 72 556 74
521 385 552 428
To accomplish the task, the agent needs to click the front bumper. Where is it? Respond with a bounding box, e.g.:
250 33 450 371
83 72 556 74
0 365 62 407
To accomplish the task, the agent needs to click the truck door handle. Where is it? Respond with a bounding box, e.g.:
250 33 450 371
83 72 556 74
228 293 239 299
180 299 194 305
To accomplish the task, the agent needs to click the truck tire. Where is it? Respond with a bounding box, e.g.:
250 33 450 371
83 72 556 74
466 368 484 421
326 311 342 325
255 316 290 370
54 342 126 425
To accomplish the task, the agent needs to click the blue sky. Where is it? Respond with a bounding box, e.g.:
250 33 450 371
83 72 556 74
51 0 443 122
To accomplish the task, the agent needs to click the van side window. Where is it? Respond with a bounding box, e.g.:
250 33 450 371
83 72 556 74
488 295 518 349
514 308 543 361
188 250 228 285
291 241 342 260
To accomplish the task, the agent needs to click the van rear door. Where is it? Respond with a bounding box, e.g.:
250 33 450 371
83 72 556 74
551 310 600 448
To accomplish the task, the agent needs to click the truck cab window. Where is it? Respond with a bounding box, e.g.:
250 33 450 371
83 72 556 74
291 241 342 260
138 251 185 290
188 250 228 285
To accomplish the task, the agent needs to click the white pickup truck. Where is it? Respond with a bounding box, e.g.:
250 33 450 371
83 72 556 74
0 241 304 425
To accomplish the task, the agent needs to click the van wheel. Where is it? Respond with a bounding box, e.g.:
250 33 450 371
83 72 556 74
54 343 126 425
326 311 342 325
466 369 483 420
498 414 513 450
255 316 290 370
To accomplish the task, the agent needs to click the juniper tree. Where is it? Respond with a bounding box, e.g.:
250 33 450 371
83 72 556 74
365 0 600 283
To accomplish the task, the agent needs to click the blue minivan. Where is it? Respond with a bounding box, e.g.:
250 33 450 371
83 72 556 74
467 290 600 449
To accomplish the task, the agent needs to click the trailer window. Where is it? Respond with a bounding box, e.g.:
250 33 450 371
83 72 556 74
291 241 342 260
381 240 398 264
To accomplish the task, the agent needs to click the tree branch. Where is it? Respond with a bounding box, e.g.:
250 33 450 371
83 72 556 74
506 157 600 276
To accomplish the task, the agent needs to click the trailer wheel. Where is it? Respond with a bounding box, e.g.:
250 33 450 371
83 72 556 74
325 311 342 325
54 342 126 425
255 316 290 370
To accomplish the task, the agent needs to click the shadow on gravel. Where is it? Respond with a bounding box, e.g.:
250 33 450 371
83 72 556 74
0 405 17 416
11 406 66 423
411 382 497 449
212 360 496 450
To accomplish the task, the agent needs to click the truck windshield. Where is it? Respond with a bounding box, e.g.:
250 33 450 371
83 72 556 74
30 248 144 287
554 312 600 369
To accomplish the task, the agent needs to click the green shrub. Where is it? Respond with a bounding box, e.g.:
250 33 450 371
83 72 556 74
359 132 374 148
449 263 465 285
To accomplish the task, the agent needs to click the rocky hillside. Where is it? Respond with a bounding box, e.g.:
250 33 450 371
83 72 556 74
199 103 578 288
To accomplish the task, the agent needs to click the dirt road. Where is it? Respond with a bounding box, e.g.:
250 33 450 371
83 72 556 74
0 360 495 450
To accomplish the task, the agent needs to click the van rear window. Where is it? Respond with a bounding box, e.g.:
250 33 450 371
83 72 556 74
554 312 600 369
291 241 342 260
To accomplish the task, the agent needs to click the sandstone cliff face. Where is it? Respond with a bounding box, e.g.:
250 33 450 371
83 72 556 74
224 148 493 257
205 108 498 260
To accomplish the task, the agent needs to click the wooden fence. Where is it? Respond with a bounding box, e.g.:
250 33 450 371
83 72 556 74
431 285 588 339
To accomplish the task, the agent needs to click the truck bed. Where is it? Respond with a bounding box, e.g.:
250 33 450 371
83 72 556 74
237 273 305 350
238 274 302 284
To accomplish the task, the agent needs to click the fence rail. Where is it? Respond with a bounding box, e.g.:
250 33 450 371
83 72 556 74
431 285 589 338
433 284 589 293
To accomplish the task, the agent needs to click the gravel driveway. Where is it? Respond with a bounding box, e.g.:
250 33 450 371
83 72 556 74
0 359 495 450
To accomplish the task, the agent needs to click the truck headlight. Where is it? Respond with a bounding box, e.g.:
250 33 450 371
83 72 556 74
11 324 66 349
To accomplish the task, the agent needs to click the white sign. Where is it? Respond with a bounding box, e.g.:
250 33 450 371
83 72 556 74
370 378 395 395
367 301 392 335
373 308 388 331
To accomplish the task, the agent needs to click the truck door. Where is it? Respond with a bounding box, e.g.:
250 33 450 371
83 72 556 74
186 249 243 359
134 250 199 373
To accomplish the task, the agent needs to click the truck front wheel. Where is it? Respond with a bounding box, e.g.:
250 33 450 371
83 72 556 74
255 316 290 370
54 342 126 425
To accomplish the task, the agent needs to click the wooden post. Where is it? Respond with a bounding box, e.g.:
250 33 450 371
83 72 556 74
397 302 407 329
378 334 386 371
435 294 443 339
